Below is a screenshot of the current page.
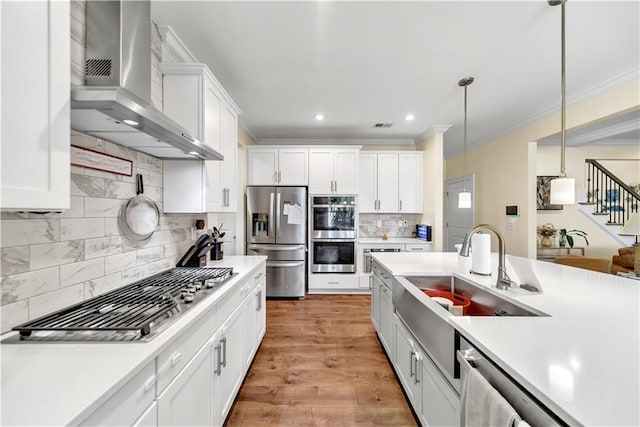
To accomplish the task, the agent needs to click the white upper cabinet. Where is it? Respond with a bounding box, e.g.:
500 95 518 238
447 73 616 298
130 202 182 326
358 151 423 213
1 0 70 211
398 153 423 213
309 147 360 194
161 64 240 213
247 147 308 186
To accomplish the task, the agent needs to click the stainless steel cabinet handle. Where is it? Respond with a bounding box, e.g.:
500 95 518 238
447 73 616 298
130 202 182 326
221 337 227 368
399 200 403 211
409 351 415 378
274 171 278 184
413 353 420 384
278 170 282 183
214 344 222 375
143 375 156 393
334 180 338 193
368 275 373 289
256 289 262 311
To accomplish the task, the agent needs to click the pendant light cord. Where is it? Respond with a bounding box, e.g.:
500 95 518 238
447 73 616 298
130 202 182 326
560 0 566 178
458 77 474 192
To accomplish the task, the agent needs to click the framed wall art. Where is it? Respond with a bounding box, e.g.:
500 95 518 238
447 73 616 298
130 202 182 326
537 176 563 211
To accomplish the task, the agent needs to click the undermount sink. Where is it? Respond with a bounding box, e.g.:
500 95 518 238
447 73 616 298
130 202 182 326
403 275 546 317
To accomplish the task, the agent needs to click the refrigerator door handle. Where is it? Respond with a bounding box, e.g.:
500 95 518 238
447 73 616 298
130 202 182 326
248 244 306 252
269 192 275 237
276 192 282 238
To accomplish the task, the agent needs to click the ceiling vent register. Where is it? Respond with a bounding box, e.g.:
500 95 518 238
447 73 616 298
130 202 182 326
374 123 393 128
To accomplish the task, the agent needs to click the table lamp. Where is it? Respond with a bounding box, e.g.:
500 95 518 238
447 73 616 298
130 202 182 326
619 213 640 276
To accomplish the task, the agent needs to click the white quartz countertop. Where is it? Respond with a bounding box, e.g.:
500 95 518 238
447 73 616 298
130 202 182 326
0 256 266 427
372 252 640 426
358 237 431 244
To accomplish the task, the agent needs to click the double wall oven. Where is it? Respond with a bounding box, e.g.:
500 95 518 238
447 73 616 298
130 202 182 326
310 195 357 273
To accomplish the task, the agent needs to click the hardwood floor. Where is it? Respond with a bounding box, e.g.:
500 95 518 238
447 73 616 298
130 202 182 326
225 294 417 426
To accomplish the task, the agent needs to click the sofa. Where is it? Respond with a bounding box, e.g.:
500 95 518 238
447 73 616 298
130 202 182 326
611 246 638 274
554 255 612 274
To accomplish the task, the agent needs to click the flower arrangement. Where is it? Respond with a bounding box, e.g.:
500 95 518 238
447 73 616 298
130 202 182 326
537 223 557 237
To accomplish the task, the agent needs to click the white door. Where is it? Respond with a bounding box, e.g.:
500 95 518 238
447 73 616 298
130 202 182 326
279 148 309 185
248 149 278 185
333 149 359 194
204 76 223 151
157 342 213 426
309 149 335 193
377 153 399 212
242 288 258 370
398 153 423 213
445 175 474 252
220 104 237 211
1 0 70 211
215 307 244 423
359 153 378 212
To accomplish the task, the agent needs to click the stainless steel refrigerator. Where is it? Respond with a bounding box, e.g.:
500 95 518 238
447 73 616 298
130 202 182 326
246 186 307 298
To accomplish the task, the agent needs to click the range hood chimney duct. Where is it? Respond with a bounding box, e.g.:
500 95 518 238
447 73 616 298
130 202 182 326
71 1 223 161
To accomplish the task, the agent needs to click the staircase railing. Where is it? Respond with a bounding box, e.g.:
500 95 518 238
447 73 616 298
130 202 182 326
584 159 640 226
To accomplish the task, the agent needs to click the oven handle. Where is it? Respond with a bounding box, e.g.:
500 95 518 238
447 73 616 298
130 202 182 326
311 204 356 208
266 260 306 268
311 238 356 243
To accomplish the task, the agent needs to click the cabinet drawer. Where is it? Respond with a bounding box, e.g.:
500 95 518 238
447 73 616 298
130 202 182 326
156 307 216 393
216 279 251 328
81 361 156 426
309 274 359 290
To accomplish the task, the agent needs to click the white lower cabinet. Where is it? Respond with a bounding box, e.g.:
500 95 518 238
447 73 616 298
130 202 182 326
393 314 459 427
214 305 245 424
157 340 213 426
79 262 267 427
379 280 394 357
132 401 157 427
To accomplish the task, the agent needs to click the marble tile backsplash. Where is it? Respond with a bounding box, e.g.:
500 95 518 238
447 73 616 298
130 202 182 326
359 214 418 238
0 134 204 333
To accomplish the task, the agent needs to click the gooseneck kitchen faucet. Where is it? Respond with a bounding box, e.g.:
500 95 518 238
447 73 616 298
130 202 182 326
460 224 514 290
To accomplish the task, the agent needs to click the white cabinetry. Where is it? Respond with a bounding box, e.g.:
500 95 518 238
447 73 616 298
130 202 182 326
358 152 423 213
393 315 459 427
247 147 308 185
79 261 267 427
161 63 239 213
371 262 394 358
157 341 213 427
1 0 70 211
308 148 360 194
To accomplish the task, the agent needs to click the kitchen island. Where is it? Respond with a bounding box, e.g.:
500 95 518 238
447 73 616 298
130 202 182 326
0 255 266 427
372 251 639 426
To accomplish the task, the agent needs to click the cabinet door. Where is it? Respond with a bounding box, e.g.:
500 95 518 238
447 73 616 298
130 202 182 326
162 73 201 140
256 276 267 342
371 275 381 333
393 316 420 407
242 285 258 371
132 402 157 427
377 153 399 212
207 103 237 212
308 149 335 193
248 149 278 185
334 149 359 194
1 0 70 211
359 153 378 212
379 282 394 358
278 148 309 185
164 160 206 213
203 76 223 151
158 341 213 426
419 350 460 427
398 153 423 213
215 306 245 424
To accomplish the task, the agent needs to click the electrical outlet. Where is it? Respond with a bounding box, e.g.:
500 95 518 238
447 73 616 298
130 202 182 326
399 220 403 227
376 220 382 227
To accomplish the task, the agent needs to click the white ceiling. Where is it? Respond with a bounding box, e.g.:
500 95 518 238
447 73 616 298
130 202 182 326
150 1 640 157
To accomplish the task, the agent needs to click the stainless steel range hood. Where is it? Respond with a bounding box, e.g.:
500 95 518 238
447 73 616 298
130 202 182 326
70 1 223 161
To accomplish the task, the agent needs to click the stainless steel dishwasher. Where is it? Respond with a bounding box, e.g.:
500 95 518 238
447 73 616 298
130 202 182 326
457 335 567 426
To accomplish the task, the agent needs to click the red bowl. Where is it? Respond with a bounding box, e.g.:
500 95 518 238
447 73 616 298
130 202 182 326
423 290 470 315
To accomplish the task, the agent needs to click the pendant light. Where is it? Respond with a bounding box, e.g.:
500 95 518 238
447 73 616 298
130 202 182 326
458 76 474 209
549 0 575 205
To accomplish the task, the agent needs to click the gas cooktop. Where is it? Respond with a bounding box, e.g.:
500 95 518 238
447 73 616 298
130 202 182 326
11 267 234 342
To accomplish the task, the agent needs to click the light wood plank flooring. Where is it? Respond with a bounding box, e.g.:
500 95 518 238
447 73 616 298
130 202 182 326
225 294 417 426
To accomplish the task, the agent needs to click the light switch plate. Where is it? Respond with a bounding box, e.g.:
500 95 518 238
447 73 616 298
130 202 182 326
506 222 514 231
376 220 382 227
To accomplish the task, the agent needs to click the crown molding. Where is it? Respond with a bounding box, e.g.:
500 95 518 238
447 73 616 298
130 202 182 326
157 25 199 64
415 125 452 143
256 138 416 146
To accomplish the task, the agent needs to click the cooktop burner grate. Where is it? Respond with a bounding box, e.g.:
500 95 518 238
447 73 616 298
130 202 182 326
12 267 233 341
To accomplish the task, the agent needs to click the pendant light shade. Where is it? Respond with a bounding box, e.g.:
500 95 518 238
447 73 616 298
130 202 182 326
458 76 474 209
458 192 472 209
550 177 575 204
549 0 575 205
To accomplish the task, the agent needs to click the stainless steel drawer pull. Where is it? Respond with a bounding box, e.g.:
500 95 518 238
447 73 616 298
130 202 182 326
143 376 156 393
221 337 228 368
214 344 222 376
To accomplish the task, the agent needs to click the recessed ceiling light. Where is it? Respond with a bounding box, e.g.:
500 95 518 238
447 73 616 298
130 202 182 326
189 151 199 156
405 114 415 121
123 119 139 126
315 114 324 121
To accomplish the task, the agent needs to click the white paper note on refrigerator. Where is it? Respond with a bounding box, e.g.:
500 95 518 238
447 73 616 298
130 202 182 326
287 203 304 224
